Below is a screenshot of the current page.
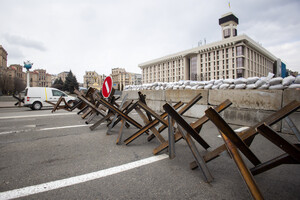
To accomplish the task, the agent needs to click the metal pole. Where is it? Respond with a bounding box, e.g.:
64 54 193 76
27 70 30 87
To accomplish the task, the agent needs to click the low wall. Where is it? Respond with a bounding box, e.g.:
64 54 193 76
123 89 300 134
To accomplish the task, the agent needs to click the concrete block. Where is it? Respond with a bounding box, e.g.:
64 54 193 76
222 107 281 131
282 89 300 107
122 91 139 100
281 112 300 134
165 90 208 105
140 90 166 101
144 100 166 113
182 104 208 119
209 89 282 111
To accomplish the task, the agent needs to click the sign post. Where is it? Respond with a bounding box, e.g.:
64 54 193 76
102 76 113 98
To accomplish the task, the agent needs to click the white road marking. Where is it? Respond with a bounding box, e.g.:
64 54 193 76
0 154 168 200
0 113 76 120
0 124 89 135
39 124 89 131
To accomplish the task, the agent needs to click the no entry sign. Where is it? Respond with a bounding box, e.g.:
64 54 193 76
102 76 113 98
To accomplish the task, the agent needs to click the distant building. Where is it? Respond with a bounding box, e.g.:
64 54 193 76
0 45 8 71
111 68 142 90
57 71 69 82
28 69 52 87
139 12 279 84
83 71 104 89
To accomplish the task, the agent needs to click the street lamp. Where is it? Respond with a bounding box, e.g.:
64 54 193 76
24 61 33 87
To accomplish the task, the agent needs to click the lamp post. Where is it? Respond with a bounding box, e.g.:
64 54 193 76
24 61 33 87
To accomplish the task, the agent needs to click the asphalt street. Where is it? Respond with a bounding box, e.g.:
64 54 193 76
0 107 299 199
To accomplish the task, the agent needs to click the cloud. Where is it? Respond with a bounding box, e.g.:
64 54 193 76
3 34 46 51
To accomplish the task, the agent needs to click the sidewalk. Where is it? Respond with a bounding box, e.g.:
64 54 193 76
0 101 20 108
0 95 20 108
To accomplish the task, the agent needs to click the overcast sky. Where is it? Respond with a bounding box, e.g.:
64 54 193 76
1 0 299 83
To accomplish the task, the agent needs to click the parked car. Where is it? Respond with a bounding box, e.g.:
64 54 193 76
24 87 77 110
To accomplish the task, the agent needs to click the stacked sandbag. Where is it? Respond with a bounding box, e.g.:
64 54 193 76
124 74 300 91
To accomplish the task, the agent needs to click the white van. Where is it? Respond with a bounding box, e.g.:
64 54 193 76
24 87 77 110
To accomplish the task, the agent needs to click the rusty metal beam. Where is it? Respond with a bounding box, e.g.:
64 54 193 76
177 126 213 183
250 153 298 176
220 131 264 200
124 101 183 145
148 93 204 141
205 107 261 166
256 123 300 162
163 103 210 149
168 115 175 159
204 100 300 163
153 99 231 155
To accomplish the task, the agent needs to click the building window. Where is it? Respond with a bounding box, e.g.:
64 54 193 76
190 56 197 81
224 28 230 38
236 46 244 56
237 69 244 78
237 57 244 68
233 28 237 36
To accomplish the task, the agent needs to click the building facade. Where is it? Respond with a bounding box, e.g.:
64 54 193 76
139 13 278 84
111 68 142 90
28 69 52 87
83 71 104 89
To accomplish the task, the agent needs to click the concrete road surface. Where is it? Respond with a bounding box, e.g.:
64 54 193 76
0 107 299 199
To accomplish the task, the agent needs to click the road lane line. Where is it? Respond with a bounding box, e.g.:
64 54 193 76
39 124 89 131
0 125 89 135
0 154 168 200
0 113 76 120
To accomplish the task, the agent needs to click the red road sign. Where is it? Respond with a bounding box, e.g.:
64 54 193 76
102 76 113 98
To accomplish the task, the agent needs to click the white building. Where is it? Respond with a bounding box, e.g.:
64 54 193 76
139 12 279 83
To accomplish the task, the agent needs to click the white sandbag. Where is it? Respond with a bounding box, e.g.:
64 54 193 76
269 77 283 85
179 85 185 90
282 76 295 86
234 84 246 89
288 84 300 88
191 85 198 90
160 86 164 90
255 79 267 88
219 83 230 89
267 72 274 81
295 76 300 84
234 78 247 85
184 80 190 86
185 85 192 89
207 80 215 85
214 79 223 85
229 84 235 89
258 84 269 90
212 85 220 90
204 83 213 89
269 84 286 90
246 77 259 84
197 85 204 89
246 84 256 89
223 79 234 84
190 81 197 86
198 81 206 86
173 85 179 90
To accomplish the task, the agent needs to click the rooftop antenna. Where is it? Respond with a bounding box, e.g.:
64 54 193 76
204 38 206 45
198 40 202 47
